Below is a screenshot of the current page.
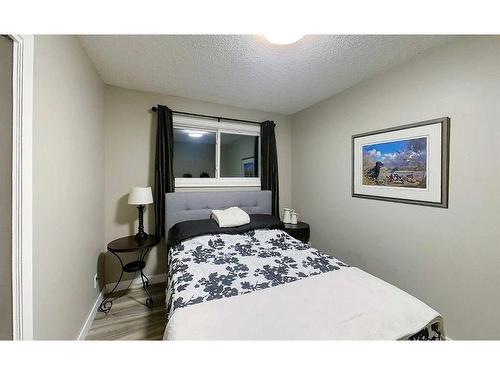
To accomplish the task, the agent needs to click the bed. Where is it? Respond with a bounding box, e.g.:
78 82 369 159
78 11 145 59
163 191 444 340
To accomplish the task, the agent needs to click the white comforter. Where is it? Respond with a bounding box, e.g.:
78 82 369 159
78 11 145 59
164 229 443 340
165 267 441 340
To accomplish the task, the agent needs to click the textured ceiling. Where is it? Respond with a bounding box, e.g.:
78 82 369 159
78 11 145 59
80 35 454 115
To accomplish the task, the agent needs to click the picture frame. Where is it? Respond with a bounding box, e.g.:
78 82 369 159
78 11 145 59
241 157 256 177
352 117 450 208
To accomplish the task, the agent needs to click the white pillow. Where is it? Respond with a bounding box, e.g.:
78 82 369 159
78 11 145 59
211 206 250 227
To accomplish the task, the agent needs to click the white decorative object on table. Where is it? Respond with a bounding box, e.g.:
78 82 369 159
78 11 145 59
291 212 299 225
282 208 293 224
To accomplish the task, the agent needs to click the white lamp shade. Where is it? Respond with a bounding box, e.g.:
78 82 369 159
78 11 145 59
128 187 153 205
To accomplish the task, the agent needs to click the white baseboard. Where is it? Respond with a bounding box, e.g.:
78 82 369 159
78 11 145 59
77 289 104 340
77 273 166 341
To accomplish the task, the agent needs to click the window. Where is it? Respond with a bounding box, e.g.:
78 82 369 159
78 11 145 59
173 115 260 187
173 128 216 178
220 133 259 178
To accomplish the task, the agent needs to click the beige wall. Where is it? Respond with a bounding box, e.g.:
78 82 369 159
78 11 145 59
291 36 500 339
33 36 105 339
104 85 292 283
0 36 13 340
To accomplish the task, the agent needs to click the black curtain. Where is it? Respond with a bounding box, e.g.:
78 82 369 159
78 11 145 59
154 105 175 237
253 136 259 177
260 120 279 217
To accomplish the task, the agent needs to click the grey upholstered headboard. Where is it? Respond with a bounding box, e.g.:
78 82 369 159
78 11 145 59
165 190 272 236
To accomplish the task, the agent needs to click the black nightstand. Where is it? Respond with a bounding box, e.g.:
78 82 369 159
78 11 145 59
98 234 160 314
282 221 310 243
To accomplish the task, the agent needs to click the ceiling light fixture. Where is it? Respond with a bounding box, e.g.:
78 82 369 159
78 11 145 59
187 130 205 138
264 33 305 45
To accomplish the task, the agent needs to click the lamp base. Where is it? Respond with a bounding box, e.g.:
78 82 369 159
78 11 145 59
135 205 148 241
135 231 148 241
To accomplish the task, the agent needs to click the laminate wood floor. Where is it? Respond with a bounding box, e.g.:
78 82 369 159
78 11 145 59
86 282 166 340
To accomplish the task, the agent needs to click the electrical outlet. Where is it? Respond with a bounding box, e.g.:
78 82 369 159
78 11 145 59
93 273 99 289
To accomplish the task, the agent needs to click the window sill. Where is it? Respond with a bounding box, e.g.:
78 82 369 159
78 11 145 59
175 177 261 188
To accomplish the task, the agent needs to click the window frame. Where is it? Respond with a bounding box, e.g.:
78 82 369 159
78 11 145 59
173 115 261 188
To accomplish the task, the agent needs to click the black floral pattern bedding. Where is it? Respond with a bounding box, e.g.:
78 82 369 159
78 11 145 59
166 228 444 340
166 229 348 319
407 322 444 340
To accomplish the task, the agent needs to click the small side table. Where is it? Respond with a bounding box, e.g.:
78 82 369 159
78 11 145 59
282 221 310 243
98 235 160 314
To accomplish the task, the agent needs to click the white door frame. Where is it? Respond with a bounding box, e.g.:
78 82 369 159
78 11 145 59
10 34 34 340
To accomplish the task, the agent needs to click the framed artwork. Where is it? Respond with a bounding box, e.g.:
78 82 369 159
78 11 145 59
241 157 256 177
352 117 450 208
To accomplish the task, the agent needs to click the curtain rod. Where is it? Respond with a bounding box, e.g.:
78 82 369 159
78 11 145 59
151 106 262 125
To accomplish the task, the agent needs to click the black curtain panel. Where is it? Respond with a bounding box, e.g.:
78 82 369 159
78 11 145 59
260 120 279 217
154 105 175 237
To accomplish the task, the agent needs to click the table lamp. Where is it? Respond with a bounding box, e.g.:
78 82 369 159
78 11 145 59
128 187 153 241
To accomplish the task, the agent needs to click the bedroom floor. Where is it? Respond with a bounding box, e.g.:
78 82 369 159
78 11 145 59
86 283 166 340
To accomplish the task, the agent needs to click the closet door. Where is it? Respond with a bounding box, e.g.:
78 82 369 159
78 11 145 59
0 35 13 340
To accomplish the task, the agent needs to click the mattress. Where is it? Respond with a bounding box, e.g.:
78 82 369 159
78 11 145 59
164 228 444 340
